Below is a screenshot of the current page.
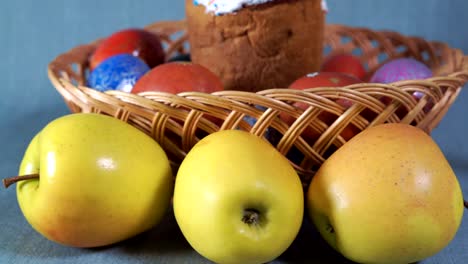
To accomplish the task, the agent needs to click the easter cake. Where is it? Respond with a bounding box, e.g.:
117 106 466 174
185 0 328 92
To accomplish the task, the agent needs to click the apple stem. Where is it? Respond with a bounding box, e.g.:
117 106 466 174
2 174 40 189
242 209 260 225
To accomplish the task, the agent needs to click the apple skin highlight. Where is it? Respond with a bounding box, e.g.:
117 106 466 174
15 113 174 248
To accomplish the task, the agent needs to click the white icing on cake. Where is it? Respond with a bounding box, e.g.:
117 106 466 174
194 0 328 15
321 0 328 12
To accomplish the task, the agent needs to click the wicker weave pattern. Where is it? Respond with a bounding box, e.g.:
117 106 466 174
48 20 468 186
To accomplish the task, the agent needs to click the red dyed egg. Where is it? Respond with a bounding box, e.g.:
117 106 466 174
281 72 362 142
90 28 165 71
321 54 367 80
132 62 224 94
289 72 362 108
132 62 225 130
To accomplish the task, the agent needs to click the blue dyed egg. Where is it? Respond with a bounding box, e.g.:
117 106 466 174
87 54 150 92
370 58 433 84
241 105 282 143
168 53 191 62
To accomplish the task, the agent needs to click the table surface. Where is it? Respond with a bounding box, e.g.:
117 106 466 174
1 85 467 264
1 171 468 264
1 0 468 263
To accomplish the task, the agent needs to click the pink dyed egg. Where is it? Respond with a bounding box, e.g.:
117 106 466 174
372 58 434 114
370 58 433 84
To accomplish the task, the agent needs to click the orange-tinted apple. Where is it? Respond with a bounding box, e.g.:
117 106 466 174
307 123 464 264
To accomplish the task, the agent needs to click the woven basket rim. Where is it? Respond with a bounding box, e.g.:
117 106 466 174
46 20 468 185
48 20 468 91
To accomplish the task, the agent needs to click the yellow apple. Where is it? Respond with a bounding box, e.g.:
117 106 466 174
307 123 464 264
173 130 304 264
12 113 173 248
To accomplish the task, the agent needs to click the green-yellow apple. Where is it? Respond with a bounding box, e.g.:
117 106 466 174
173 130 304 264
307 123 464 264
7 113 173 248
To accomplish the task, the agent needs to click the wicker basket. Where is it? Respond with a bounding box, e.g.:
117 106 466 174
48 20 468 187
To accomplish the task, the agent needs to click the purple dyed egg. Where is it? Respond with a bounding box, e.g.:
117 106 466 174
370 58 433 84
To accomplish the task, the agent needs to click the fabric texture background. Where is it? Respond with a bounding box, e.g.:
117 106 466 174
0 0 467 263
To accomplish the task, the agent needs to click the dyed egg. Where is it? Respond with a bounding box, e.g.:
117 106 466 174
321 54 367 80
241 105 281 146
371 58 434 115
370 58 433 84
168 53 191 62
280 72 362 143
290 72 362 88
88 54 150 92
289 72 362 108
89 28 165 70
242 105 267 132
131 62 223 94
371 58 433 100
